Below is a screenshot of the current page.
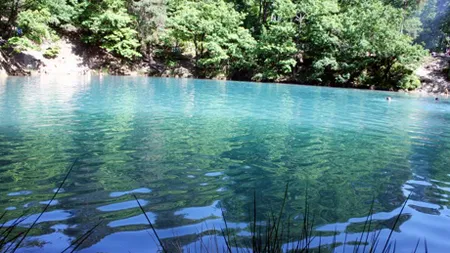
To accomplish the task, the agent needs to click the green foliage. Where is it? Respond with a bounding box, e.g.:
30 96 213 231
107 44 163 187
130 0 167 52
253 0 297 81
397 73 421 90
168 0 255 77
0 0 433 89
81 0 141 59
38 0 77 25
43 45 60 59
416 0 450 50
17 9 54 44
166 60 177 68
5 37 39 52
255 26 297 81
403 17 423 39
296 0 426 88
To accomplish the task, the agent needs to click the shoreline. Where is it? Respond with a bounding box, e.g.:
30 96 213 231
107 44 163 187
2 73 449 97
1 41 448 96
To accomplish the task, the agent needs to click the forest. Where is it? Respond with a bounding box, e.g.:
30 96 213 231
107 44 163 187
1 0 450 90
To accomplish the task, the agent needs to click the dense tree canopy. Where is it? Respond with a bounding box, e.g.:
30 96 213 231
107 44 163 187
416 0 450 50
0 0 445 89
167 0 256 77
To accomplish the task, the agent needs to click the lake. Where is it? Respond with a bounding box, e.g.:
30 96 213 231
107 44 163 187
0 76 449 252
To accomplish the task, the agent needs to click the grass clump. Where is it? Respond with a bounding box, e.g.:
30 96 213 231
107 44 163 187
134 183 419 253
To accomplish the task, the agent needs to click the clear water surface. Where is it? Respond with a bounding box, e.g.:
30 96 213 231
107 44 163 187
0 76 449 252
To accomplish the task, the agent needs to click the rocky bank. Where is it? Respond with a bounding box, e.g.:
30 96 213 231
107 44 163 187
415 56 450 95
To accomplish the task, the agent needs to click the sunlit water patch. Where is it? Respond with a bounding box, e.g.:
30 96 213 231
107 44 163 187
1 76 450 252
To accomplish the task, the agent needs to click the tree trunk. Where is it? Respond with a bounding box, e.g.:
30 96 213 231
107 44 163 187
193 37 198 65
6 0 19 38
383 57 396 83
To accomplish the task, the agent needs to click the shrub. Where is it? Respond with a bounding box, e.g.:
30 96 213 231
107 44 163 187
397 74 421 90
5 37 39 52
43 45 60 59
166 60 177 68
251 73 263 82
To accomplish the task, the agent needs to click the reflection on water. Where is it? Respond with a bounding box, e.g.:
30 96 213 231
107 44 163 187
97 199 148 212
108 211 156 228
109 187 152 198
4 210 72 227
0 76 450 252
174 200 221 220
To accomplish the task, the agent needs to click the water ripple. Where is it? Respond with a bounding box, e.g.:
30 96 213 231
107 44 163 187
1 77 450 252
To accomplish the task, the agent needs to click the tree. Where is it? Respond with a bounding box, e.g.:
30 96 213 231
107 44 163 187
436 0 450 49
295 0 426 89
81 0 141 59
16 8 54 44
168 0 256 77
129 0 167 58
4 3 61 52
251 0 297 81
416 0 441 49
0 0 79 37
36 0 78 25
0 0 431 89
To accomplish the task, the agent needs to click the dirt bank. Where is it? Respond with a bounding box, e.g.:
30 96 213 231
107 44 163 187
0 36 195 78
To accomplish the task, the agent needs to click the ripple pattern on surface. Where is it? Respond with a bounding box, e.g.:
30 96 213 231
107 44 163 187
1 76 450 252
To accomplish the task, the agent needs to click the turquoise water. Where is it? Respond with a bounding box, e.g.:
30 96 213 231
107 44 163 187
0 76 450 252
